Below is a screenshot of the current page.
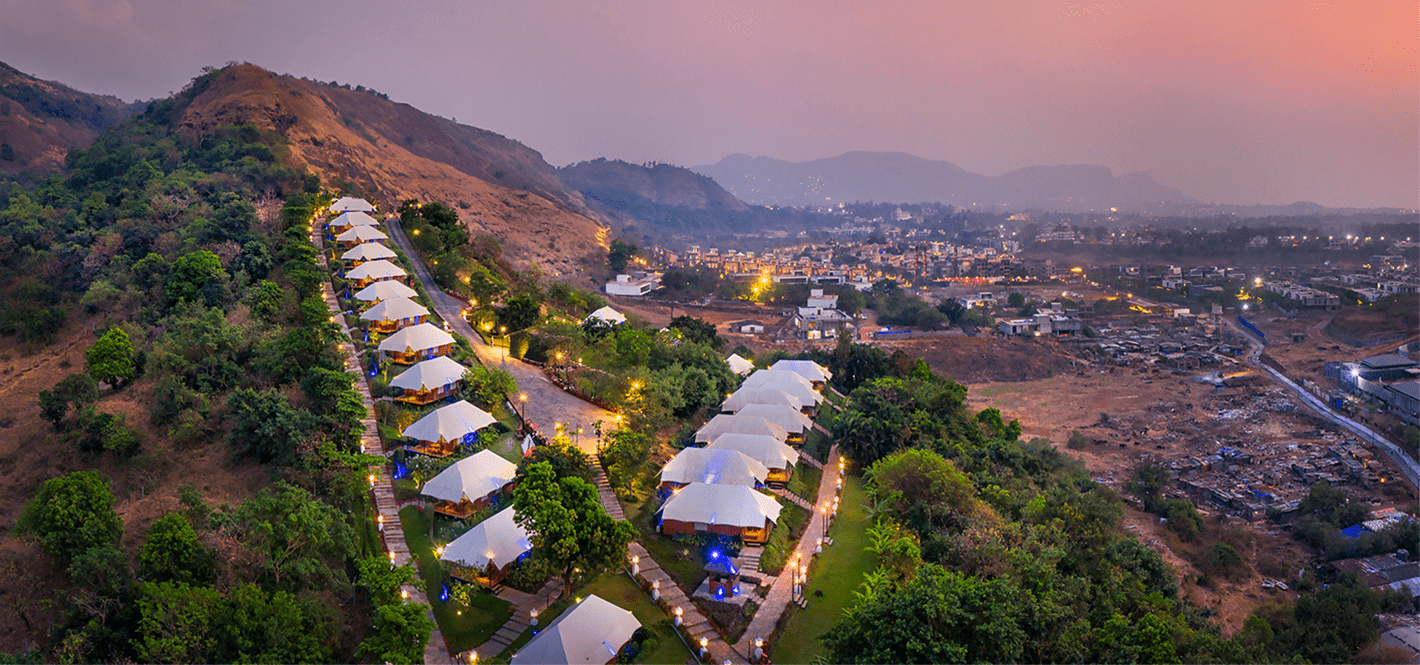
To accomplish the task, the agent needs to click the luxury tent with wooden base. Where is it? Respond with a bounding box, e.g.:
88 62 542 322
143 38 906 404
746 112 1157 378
419 449 517 518
400 399 496 457
377 323 454 364
359 296 428 333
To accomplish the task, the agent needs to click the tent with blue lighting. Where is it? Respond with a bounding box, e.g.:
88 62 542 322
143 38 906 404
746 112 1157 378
659 447 769 489
354 280 418 306
511 594 641 665
328 211 380 229
440 507 532 573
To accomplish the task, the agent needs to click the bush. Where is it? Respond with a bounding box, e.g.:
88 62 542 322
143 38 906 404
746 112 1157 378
17 470 123 564
1067 430 1087 449
1198 542 1246 579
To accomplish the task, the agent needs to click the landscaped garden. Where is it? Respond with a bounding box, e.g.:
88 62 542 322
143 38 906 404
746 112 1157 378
399 506 514 653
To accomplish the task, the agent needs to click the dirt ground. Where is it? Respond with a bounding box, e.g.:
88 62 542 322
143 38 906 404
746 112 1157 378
0 315 269 652
963 361 1411 635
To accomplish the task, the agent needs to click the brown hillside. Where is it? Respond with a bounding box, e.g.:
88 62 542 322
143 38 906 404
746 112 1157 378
176 64 608 273
0 62 141 173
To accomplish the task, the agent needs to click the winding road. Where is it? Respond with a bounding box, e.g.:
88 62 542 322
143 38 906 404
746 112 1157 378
385 218 613 453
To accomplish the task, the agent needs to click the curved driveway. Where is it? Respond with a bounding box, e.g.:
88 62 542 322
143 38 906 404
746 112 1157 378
386 219 613 453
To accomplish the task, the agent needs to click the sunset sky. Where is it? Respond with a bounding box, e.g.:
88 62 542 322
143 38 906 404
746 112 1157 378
1 0 1415 208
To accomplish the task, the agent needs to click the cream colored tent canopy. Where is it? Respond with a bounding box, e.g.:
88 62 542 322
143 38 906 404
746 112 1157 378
511 595 641 665
659 482 783 528
420 450 516 504
377 323 454 354
660 447 769 487
400 400 494 444
439 507 531 570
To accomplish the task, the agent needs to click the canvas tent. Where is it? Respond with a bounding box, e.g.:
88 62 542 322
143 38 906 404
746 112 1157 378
704 433 800 483
440 507 532 574
735 404 812 439
421 449 517 517
770 359 832 385
342 242 397 264
694 414 788 443
354 280 418 306
511 594 641 665
659 447 769 488
659 482 783 544
328 211 380 229
584 306 627 326
377 323 454 363
389 356 468 400
359 296 429 333
401 400 495 447
741 371 823 409
726 353 755 376
720 388 804 413
346 259 406 285
329 197 375 213
334 225 388 246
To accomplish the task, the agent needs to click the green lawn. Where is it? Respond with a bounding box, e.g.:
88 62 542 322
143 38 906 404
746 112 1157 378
770 474 873 664
626 496 708 593
785 465 821 505
399 506 513 653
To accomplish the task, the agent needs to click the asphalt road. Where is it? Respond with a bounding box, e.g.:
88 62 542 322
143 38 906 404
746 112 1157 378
385 219 614 453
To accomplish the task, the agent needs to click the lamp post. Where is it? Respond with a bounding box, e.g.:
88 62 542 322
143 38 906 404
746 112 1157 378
674 606 683 626
631 554 639 575
754 638 764 661
530 607 538 627
652 579 660 601
699 637 708 659
820 503 829 544
518 393 528 421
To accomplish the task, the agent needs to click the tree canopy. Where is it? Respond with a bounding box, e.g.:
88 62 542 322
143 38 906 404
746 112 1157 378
512 461 635 595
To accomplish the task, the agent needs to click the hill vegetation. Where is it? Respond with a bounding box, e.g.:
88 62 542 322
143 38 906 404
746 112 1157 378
0 61 144 175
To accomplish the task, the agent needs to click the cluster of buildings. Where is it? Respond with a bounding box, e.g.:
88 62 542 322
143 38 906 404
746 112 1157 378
1327 350 1420 427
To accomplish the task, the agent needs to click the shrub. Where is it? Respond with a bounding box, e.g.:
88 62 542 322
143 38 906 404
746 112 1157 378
1067 430 1087 449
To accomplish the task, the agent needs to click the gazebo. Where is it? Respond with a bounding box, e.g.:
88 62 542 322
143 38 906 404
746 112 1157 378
360 296 429 333
440 507 533 584
346 259 406 288
703 553 742 598
584 306 627 326
353 280 418 309
341 242 397 267
389 356 468 405
420 449 517 518
402 400 497 457
377 323 454 364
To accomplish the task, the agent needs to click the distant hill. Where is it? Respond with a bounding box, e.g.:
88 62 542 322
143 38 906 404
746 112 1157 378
170 64 606 272
694 151 1200 213
0 61 143 173
559 158 749 211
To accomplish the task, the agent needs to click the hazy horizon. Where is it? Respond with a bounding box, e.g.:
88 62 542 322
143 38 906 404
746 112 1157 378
1 0 1415 209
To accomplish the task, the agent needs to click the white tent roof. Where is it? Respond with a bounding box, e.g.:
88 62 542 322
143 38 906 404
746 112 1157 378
735 404 813 433
721 388 804 413
401 400 495 444
360 296 429 324
770 359 832 383
512 594 641 665
389 356 468 392
342 243 397 262
353 280 418 304
694 414 787 443
441 507 532 570
335 225 388 243
660 482 783 529
421 450 517 504
583 306 626 325
660 448 769 487
705 433 800 470
329 211 380 228
329 197 375 213
726 353 755 376
378 322 454 354
741 370 824 405
346 259 406 281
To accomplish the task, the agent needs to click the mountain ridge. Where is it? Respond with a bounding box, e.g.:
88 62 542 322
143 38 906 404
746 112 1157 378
0 61 144 173
694 151 1199 213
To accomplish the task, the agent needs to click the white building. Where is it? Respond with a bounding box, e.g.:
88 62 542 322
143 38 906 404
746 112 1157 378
604 272 662 296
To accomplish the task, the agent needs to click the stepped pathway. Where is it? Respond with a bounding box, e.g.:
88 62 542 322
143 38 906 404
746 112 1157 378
590 455 626 520
733 546 763 576
627 542 746 664
811 421 832 436
797 453 823 470
312 222 448 664
467 578 565 660
734 445 843 658
770 487 813 511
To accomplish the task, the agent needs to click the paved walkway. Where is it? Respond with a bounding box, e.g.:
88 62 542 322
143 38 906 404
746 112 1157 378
591 454 626 520
627 541 746 664
735 445 843 657
385 218 614 454
467 578 565 661
311 222 450 664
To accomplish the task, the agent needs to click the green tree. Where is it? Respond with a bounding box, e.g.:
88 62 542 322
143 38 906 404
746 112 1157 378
166 250 226 305
138 513 215 586
461 365 517 409
1126 463 1170 513
37 373 99 430
607 239 638 272
226 388 319 464
867 448 980 533
135 581 220 664
246 279 285 321
513 461 635 596
499 294 542 332
519 436 594 482
667 315 723 349
358 602 434 665
17 470 123 564
356 556 419 606
212 483 354 590
212 584 335 664
86 327 136 388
